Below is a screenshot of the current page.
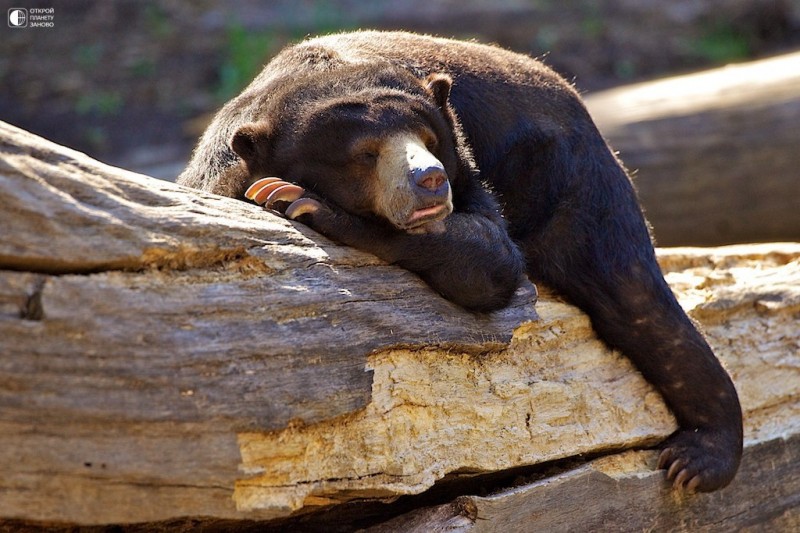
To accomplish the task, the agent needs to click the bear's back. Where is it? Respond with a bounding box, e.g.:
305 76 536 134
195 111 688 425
179 31 586 196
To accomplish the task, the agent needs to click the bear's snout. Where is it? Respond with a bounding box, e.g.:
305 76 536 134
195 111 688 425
374 131 454 232
409 163 449 198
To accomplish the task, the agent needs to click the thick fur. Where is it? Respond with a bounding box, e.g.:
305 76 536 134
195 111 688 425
179 31 743 492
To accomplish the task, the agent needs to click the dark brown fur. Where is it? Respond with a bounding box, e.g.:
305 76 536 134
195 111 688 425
179 31 742 492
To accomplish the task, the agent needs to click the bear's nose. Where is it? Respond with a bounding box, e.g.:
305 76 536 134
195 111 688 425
410 164 448 196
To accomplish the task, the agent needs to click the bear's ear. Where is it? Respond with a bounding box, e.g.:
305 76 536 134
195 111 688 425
231 122 273 170
425 73 452 109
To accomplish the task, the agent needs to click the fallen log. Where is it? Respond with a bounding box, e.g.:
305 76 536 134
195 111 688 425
368 436 800 532
0 121 798 530
585 50 800 247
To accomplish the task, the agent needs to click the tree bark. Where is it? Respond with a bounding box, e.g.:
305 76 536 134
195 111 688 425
368 436 800 533
1 121 798 530
585 50 800 247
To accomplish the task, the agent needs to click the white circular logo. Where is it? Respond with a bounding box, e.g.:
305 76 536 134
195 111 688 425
9 8 27 27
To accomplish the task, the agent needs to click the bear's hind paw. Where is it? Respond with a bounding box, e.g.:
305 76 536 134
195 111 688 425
658 428 740 493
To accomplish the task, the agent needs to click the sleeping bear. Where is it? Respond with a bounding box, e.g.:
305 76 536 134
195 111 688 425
178 30 742 493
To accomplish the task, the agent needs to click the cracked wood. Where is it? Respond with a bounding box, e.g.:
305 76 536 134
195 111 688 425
1 118 798 529
0 120 535 524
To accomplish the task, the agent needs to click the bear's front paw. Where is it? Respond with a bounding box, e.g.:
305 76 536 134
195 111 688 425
245 177 305 210
245 177 325 224
658 427 741 493
284 197 323 219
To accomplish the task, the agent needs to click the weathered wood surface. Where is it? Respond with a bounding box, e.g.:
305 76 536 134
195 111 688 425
1 121 798 530
586 50 800 247
267 243 800 532
368 435 800 532
0 120 536 524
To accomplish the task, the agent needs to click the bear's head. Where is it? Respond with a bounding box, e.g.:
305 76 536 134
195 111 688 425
230 67 470 234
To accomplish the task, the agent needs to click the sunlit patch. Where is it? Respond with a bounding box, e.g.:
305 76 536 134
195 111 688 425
374 132 453 232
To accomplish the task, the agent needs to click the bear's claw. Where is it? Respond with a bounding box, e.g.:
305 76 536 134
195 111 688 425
245 177 321 221
264 184 305 208
244 177 282 202
245 178 305 208
660 449 702 492
657 428 739 493
285 198 322 219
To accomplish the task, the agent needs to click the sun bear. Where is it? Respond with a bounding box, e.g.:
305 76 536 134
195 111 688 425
178 30 742 492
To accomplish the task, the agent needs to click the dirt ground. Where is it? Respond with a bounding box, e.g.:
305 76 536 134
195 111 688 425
1 0 798 179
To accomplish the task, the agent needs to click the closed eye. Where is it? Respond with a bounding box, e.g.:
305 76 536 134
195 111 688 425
420 129 438 153
350 138 381 165
356 151 379 164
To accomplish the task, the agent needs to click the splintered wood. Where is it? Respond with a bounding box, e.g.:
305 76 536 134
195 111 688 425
1 120 798 530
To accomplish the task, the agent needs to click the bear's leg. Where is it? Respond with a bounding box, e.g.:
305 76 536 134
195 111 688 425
524 208 742 492
512 138 742 492
245 178 526 312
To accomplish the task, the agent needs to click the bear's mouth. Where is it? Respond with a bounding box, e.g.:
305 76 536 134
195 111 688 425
408 204 448 224
402 203 451 234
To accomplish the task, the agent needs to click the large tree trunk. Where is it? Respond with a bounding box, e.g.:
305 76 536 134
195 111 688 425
586 50 800 247
1 121 798 531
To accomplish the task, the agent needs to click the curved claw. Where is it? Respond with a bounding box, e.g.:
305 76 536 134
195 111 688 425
657 448 673 470
657 427 741 493
244 177 281 201
666 458 685 480
253 181 292 205
285 198 322 219
686 475 701 493
673 466 693 490
265 184 304 208
244 178 304 207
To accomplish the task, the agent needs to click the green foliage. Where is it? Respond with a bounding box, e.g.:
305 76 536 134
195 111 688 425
691 23 751 64
128 58 156 78
73 43 104 68
302 0 350 35
214 3 357 103
144 4 174 39
613 58 636 81
82 126 109 152
75 91 124 117
216 24 278 102
581 16 604 39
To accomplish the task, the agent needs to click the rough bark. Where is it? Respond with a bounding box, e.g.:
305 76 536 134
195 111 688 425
368 436 800 533
585 50 800 247
1 121 798 531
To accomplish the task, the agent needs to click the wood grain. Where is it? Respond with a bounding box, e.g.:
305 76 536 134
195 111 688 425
369 435 800 532
1 110 797 529
0 120 536 524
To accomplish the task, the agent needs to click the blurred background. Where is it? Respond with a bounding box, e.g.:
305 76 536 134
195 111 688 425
2 0 799 244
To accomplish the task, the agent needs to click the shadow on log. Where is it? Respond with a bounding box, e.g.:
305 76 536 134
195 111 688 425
1 120 798 530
